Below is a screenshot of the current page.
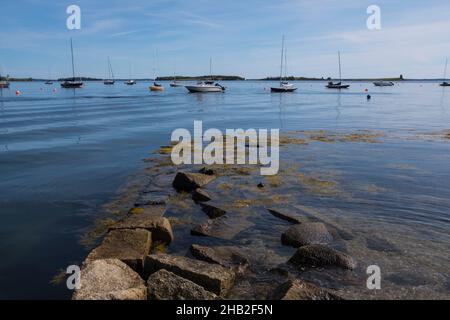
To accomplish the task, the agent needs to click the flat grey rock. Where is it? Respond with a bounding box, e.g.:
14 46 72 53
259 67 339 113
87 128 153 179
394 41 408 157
289 244 356 270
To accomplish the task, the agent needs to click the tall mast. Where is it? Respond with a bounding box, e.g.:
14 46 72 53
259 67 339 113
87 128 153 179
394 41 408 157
284 46 287 80
209 57 212 81
70 38 75 81
443 58 448 81
338 51 342 83
279 35 285 85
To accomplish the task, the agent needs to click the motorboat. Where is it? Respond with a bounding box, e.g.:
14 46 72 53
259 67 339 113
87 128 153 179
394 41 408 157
185 81 225 93
373 81 394 87
125 80 136 85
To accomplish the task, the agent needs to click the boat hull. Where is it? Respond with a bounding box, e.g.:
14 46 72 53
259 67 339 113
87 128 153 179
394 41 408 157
0 82 10 89
440 82 450 87
104 80 115 85
61 82 83 88
170 83 183 87
185 85 224 93
270 87 297 92
326 84 350 89
374 82 394 87
150 86 164 91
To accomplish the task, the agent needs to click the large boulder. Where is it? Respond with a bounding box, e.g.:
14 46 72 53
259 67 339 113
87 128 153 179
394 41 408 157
147 269 219 300
191 215 253 240
86 229 152 273
144 254 235 296
289 244 356 270
190 244 249 273
172 172 216 192
270 279 342 300
110 213 173 244
267 207 304 224
200 202 227 218
72 259 147 300
281 222 332 248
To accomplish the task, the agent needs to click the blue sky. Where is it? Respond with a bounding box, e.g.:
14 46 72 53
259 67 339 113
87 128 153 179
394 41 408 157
1 0 450 79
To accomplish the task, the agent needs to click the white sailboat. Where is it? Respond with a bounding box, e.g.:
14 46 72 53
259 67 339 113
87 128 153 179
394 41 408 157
125 60 136 85
104 57 115 85
0 67 9 89
271 35 297 92
440 58 449 87
326 51 350 89
185 58 225 93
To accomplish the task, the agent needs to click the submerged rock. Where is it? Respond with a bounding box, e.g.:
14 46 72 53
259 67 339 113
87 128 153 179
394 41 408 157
191 215 253 240
257 182 265 188
366 236 401 253
199 167 215 176
73 259 147 300
128 205 166 217
190 244 249 273
200 202 227 218
86 229 152 273
281 222 333 248
147 269 219 300
144 254 235 296
289 244 356 270
110 213 174 244
172 172 216 192
267 207 304 224
192 188 212 202
270 279 342 300
135 193 169 206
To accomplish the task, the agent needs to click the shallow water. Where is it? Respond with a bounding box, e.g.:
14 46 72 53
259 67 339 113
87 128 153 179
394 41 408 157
0 80 449 299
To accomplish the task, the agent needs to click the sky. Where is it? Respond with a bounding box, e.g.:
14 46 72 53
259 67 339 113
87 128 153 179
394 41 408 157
0 0 450 79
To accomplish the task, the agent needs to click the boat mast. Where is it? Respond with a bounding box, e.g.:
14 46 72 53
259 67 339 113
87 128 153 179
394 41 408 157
443 58 448 81
70 38 76 81
279 35 285 86
108 56 114 80
338 51 342 83
209 57 212 81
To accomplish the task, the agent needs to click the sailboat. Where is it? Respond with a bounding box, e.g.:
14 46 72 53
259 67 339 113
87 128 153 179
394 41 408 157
373 81 394 87
61 38 83 88
326 51 350 89
271 35 297 92
104 57 115 85
0 70 9 89
150 54 164 91
185 58 226 93
440 58 450 87
170 73 183 87
125 61 136 85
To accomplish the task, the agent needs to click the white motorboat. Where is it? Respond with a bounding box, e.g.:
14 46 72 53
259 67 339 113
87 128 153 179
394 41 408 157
185 81 225 93
373 81 394 87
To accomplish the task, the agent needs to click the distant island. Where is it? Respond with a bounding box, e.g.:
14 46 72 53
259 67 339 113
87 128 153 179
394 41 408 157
156 75 245 81
260 75 405 81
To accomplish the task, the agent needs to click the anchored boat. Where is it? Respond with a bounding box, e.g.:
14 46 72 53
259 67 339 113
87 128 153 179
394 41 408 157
61 38 83 88
271 35 297 93
103 57 115 85
185 59 225 93
326 51 350 89
440 58 450 87
150 82 164 91
373 81 394 87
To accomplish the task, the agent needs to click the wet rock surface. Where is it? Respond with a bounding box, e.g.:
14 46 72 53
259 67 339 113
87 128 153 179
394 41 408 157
281 222 333 248
86 229 152 273
147 269 219 300
270 279 342 300
200 202 227 218
172 172 216 192
192 188 212 202
110 213 174 244
73 259 147 300
190 244 249 273
267 207 305 224
366 236 401 253
289 244 356 270
191 215 254 240
144 254 235 296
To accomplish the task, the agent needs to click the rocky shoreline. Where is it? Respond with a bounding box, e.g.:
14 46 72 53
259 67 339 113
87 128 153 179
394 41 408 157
73 133 367 300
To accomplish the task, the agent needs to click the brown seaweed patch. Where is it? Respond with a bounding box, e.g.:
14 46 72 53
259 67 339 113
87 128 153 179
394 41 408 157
79 217 118 248
298 173 340 195
50 269 67 286
266 174 283 188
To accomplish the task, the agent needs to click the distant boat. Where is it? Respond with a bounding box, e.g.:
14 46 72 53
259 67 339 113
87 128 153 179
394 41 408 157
373 81 394 87
125 60 136 85
125 80 136 85
0 72 9 89
185 58 225 93
45 80 53 85
103 57 115 85
150 81 164 91
271 35 297 92
61 38 83 88
170 74 183 87
440 58 450 87
326 51 350 89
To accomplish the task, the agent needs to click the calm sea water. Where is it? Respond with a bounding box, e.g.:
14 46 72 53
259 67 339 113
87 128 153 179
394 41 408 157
0 81 449 299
